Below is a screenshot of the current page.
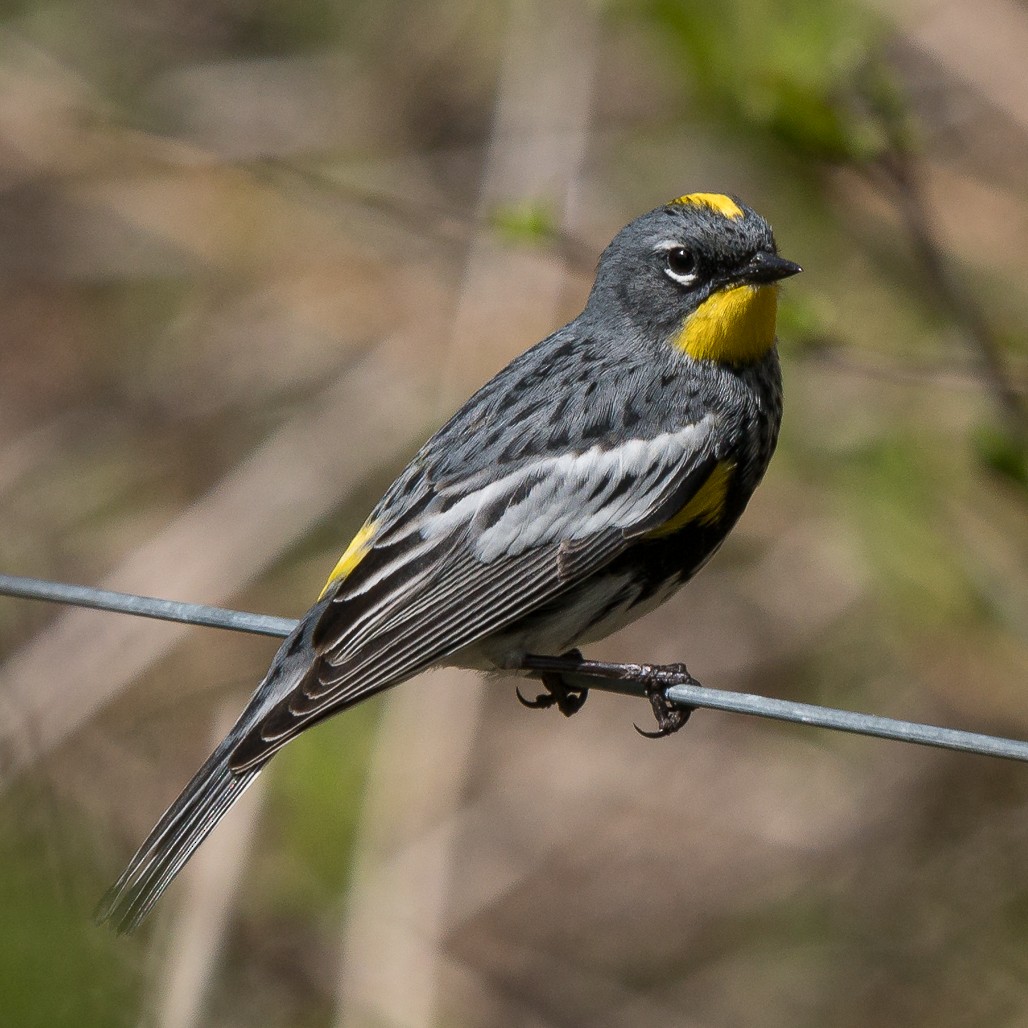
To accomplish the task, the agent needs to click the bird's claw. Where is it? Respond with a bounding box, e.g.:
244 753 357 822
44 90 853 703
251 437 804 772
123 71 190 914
517 652 695 733
522 676 588 717
517 682 588 716
516 686 556 710
633 712 690 739
516 650 589 718
637 663 695 739
551 684 588 717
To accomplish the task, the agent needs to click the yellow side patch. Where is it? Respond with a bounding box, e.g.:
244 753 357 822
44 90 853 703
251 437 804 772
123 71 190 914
646 461 735 537
673 283 778 365
320 520 377 598
671 193 744 219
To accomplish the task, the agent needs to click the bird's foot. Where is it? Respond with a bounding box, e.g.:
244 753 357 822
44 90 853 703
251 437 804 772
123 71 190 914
634 662 696 739
516 649 589 718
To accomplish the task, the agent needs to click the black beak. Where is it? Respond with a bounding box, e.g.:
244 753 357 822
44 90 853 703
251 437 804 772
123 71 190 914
739 251 802 284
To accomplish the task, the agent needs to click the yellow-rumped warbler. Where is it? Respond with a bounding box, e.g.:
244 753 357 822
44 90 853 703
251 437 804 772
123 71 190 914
99 192 800 931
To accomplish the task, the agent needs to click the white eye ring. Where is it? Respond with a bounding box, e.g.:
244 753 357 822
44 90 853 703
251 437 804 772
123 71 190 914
659 242 699 286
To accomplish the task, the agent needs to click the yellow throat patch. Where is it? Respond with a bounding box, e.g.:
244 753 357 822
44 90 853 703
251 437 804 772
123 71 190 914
673 283 778 365
670 193 744 219
320 520 376 598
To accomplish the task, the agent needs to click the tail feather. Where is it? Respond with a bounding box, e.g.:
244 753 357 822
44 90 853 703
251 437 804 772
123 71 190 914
96 597 332 933
95 737 262 934
95 600 331 933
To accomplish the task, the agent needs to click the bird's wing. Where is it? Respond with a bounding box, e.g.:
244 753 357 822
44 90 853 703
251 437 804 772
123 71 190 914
228 415 722 770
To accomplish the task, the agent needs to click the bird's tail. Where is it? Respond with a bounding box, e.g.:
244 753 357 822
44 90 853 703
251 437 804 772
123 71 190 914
94 732 262 934
95 600 332 934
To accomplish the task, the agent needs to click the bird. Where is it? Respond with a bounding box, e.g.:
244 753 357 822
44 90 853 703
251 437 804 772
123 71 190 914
97 192 800 932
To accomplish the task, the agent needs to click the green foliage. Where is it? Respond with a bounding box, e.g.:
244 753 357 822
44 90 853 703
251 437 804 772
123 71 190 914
973 423 1028 489
775 292 832 353
263 699 380 912
489 199 560 246
835 437 982 627
0 799 139 1028
643 0 893 163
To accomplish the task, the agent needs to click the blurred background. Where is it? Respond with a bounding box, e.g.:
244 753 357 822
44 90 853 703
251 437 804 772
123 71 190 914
0 0 1025 1024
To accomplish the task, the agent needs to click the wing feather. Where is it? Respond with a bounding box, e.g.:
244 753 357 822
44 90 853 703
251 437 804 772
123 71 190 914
229 417 721 770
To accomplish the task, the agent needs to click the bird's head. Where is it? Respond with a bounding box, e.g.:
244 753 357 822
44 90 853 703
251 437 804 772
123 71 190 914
586 193 801 365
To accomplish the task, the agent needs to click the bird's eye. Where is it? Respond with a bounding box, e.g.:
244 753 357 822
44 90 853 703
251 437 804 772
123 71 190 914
665 247 697 284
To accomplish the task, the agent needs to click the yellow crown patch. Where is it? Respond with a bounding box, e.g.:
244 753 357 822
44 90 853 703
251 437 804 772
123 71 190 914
670 193 744 220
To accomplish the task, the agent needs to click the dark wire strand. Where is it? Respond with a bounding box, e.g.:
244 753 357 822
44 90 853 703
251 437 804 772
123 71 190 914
1 572 1026 763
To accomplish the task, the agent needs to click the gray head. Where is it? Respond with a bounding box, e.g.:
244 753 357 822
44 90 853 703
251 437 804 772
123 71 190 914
584 193 801 365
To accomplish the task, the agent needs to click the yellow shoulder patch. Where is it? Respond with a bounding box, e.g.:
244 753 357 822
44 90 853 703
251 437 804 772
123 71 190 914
320 519 377 598
645 461 735 538
670 193 744 219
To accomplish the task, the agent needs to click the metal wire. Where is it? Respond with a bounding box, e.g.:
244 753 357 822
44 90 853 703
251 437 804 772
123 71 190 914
0 574 296 638
1 572 1026 763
